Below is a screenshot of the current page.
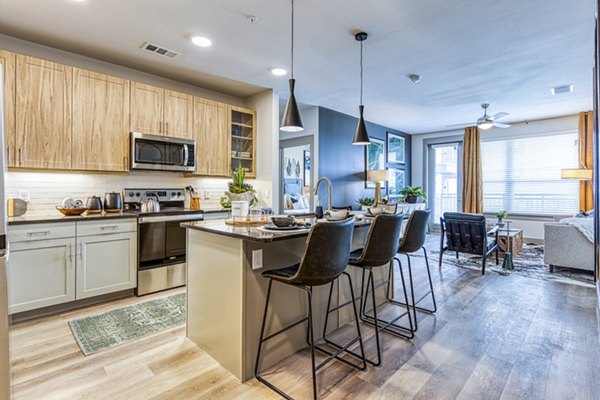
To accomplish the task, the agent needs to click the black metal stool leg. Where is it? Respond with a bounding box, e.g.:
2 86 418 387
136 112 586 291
305 287 317 400
422 247 438 313
254 278 273 379
360 262 414 341
317 272 367 371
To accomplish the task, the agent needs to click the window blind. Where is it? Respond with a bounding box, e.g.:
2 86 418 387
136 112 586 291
481 132 580 215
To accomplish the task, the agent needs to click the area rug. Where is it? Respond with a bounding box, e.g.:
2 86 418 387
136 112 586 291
419 245 595 288
69 293 186 356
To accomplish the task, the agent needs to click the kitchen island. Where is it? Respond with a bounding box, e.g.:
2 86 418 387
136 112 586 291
182 218 390 382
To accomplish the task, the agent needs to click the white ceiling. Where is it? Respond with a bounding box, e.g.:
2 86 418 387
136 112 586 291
0 0 594 134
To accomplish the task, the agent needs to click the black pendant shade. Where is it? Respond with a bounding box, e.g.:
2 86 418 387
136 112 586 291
352 32 370 145
280 78 304 132
353 105 370 145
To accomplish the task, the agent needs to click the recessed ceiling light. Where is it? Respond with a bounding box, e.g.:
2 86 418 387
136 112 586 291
190 36 212 48
270 67 287 76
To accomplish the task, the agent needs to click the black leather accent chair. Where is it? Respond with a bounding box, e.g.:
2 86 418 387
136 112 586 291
439 212 499 275
344 214 413 366
392 209 436 331
254 219 365 400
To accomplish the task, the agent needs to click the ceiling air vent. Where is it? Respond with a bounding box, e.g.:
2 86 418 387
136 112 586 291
551 84 573 95
141 42 180 59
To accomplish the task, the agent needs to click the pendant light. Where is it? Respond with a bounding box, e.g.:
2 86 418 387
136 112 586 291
280 0 304 132
352 32 370 145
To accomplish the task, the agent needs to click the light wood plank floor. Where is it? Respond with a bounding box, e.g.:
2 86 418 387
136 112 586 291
9 238 600 400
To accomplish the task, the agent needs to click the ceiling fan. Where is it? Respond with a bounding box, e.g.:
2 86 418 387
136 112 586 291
446 103 510 130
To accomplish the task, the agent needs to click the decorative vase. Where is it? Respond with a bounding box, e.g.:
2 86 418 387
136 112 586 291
226 191 255 203
497 218 505 227
361 205 370 212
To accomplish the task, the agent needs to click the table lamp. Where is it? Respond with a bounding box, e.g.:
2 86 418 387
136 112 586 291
367 169 387 205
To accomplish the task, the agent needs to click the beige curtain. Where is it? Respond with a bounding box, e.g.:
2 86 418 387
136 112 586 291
462 126 483 214
579 111 594 211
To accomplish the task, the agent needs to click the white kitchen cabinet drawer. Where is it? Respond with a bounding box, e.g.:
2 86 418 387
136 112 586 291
76 218 137 237
8 222 76 243
8 237 76 314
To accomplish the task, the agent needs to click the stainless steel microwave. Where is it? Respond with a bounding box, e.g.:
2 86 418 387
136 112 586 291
130 132 196 172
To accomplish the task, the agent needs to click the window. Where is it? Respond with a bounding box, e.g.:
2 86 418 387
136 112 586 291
481 132 580 215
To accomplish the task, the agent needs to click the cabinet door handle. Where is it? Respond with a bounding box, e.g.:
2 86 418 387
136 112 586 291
159 122 162 133
18 147 23 165
27 231 50 239
100 225 118 232
66 244 72 264
123 156 128 169
6 146 9 163
165 122 169 134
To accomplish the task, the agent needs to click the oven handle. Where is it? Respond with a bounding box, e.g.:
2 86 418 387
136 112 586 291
183 144 189 167
138 214 204 224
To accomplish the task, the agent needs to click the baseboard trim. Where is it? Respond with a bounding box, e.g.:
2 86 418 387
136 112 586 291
9 289 134 324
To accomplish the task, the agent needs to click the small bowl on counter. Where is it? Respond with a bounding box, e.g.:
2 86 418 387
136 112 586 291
271 216 294 227
325 210 349 221
56 206 88 216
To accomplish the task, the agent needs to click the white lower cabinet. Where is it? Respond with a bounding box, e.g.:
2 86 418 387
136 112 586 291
76 232 137 299
7 219 137 314
8 238 76 314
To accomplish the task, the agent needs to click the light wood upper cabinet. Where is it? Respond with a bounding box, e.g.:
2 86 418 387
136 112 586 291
130 82 192 138
72 68 130 171
163 90 192 138
15 55 72 169
193 98 229 176
0 50 16 167
130 81 163 135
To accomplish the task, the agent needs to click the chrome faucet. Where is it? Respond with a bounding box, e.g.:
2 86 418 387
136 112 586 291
314 177 333 212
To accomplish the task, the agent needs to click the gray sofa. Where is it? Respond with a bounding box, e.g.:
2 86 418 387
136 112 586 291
544 221 594 272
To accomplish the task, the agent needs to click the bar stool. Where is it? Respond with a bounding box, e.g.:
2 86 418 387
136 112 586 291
323 214 412 367
389 209 436 331
254 219 365 400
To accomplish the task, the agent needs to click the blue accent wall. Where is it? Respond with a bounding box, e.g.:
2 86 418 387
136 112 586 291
317 107 411 210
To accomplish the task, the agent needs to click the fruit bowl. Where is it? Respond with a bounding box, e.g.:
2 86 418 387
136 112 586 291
56 206 88 216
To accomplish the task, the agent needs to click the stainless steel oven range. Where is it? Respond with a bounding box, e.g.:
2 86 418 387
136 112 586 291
124 188 204 296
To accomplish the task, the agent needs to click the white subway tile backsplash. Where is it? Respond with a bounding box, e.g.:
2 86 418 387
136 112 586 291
8 171 236 216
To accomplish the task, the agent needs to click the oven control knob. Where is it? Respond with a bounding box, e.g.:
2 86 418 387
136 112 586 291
171 192 176 196
129 192 134 197
136 192 141 197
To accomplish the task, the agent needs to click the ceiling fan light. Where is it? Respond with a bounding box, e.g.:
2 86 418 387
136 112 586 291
352 105 370 145
478 121 493 130
280 78 304 132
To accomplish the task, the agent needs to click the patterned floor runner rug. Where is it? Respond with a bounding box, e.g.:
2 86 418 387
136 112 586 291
69 292 186 356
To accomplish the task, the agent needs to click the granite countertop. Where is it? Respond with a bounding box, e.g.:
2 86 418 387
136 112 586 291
8 212 138 226
182 217 371 243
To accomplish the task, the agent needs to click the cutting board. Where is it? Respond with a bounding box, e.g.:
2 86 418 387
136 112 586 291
8 198 28 217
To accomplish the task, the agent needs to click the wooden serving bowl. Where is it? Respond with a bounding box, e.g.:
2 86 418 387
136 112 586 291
56 206 88 216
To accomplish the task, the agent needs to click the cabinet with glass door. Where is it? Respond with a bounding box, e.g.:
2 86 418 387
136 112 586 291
229 106 256 178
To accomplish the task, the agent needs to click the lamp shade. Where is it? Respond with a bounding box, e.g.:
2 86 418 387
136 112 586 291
280 79 304 132
352 105 370 145
367 169 387 182
561 168 593 180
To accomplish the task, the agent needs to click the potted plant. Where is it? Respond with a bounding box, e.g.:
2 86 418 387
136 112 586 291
357 197 375 211
401 186 427 203
220 165 258 209
496 210 508 226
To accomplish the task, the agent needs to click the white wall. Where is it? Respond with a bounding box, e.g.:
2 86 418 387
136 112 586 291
246 89 279 211
411 115 580 240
